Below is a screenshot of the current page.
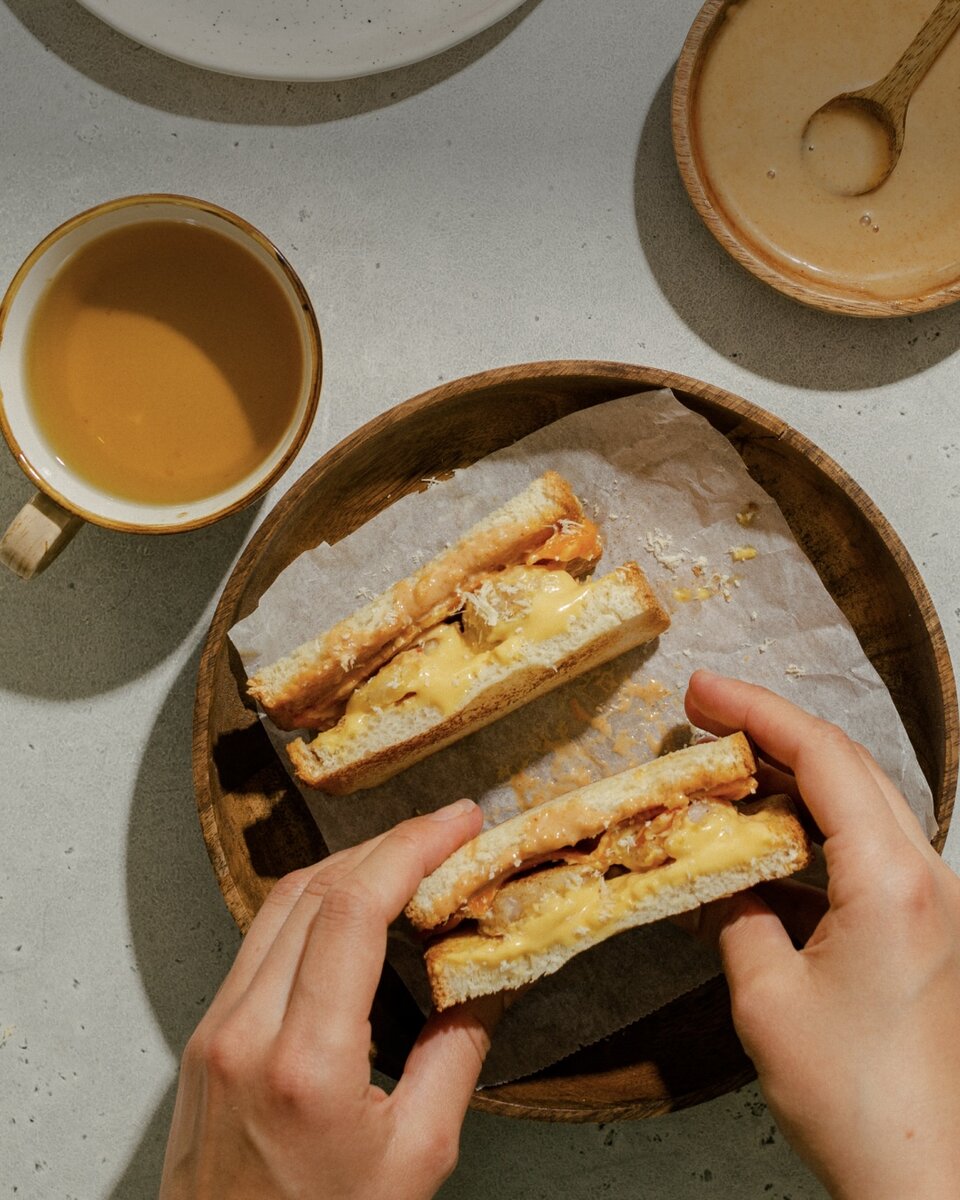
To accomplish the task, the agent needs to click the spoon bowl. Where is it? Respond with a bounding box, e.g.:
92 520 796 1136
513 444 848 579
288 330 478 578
800 0 960 197
801 95 899 196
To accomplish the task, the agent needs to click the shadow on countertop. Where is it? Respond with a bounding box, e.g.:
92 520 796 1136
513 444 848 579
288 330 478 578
110 645 243 1197
108 1081 178 1200
3 0 542 125
634 67 960 391
124 644 242 1058
0 458 257 698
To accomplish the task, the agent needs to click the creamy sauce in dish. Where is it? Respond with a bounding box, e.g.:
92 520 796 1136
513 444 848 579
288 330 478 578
694 0 960 301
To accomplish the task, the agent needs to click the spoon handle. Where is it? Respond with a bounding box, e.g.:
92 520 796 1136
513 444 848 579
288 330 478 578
868 0 960 117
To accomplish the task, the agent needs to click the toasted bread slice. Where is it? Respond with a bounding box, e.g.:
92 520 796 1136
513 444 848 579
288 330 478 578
423 794 811 1010
407 733 757 931
287 561 669 793
248 471 601 732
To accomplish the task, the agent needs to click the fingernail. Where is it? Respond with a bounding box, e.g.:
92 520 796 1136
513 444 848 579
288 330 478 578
694 667 720 682
429 797 477 821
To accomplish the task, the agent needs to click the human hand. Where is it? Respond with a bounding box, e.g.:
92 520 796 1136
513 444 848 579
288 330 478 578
160 797 490 1200
683 670 960 1200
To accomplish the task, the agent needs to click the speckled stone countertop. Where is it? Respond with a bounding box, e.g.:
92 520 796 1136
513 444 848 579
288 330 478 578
1 2 957 1197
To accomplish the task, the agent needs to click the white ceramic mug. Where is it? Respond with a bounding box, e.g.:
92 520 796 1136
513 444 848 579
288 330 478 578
0 194 322 578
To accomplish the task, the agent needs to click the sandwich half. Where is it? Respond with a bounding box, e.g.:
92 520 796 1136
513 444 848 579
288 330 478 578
248 471 670 793
406 733 812 1010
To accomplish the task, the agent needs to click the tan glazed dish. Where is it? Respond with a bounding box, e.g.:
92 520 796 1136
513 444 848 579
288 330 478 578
193 360 957 1121
673 0 960 315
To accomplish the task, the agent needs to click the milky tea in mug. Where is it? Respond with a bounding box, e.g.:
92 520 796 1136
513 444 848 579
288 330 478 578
24 218 304 506
0 195 320 583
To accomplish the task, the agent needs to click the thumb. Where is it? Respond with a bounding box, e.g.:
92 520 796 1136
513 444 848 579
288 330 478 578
680 889 797 990
390 995 505 1154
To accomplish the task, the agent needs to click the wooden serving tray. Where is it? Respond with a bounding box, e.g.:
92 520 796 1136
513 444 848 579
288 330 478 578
193 360 957 1121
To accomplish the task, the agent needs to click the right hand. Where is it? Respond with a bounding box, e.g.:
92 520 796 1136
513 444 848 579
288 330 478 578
684 670 960 1200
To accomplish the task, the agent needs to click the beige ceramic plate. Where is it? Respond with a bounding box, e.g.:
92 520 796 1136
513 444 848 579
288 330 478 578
75 0 528 81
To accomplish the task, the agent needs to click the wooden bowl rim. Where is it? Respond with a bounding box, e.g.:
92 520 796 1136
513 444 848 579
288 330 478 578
671 0 960 318
193 358 958 1116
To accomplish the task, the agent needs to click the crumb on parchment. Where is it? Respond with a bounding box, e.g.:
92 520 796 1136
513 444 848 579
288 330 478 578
675 571 740 604
644 529 686 572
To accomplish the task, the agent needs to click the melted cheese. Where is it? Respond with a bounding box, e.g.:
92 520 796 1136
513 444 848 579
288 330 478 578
438 802 787 967
489 569 592 659
314 569 591 749
264 499 602 728
673 586 712 603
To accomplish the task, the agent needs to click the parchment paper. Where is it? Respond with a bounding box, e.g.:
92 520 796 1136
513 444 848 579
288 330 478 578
230 390 935 1085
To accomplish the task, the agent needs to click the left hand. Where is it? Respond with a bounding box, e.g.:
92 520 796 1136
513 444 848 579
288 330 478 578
160 797 490 1200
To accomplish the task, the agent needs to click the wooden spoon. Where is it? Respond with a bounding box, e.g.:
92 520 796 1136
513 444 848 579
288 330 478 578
802 0 960 196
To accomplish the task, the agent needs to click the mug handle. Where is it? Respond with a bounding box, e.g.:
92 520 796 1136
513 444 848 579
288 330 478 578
1 492 83 579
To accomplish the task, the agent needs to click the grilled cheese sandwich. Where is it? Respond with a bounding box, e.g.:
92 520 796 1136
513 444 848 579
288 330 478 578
248 472 670 794
407 734 812 1010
